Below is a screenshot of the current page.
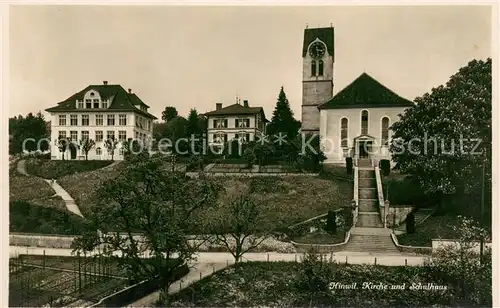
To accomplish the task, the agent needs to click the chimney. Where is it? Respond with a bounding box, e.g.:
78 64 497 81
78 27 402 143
128 88 132 94
103 81 108 85
216 103 222 111
243 100 249 107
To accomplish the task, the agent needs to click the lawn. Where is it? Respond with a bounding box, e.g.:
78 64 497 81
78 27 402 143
292 230 346 244
167 262 473 307
397 214 460 247
24 158 114 179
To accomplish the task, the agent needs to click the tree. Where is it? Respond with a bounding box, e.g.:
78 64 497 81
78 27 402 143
57 139 68 160
186 109 204 155
104 138 119 161
390 58 491 215
9 112 49 154
161 106 178 122
325 210 337 234
267 87 301 142
405 212 415 234
294 133 326 172
186 109 202 137
72 155 221 303
79 139 96 160
209 194 269 263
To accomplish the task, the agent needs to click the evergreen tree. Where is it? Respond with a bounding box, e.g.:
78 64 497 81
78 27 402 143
267 87 301 141
186 109 202 137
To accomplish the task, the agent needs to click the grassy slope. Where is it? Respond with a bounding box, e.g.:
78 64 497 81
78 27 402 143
210 176 353 230
168 262 458 307
397 214 460 247
9 161 66 211
57 162 127 216
59 162 353 230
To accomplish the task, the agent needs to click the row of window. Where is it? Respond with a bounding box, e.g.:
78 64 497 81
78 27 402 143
213 118 252 129
77 99 109 109
58 130 128 142
340 114 390 147
311 60 324 77
59 114 127 126
212 133 251 143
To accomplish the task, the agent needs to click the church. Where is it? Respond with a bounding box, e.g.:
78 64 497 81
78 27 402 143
301 27 415 165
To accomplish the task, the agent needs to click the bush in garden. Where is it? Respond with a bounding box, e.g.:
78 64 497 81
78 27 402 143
423 216 492 306
295 248 336 303
325 210 337 234
379 159 390 176
346 157 353 174
405 212 415 234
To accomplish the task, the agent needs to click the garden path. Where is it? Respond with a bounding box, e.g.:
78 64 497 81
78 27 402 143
16 159 83 217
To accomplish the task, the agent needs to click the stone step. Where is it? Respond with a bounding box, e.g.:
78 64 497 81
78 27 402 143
345 235 399 253
358 178 376 188
359 188 377 199
359 170 375 178
356 212 383 228
358 199 378 207
358 201 378 212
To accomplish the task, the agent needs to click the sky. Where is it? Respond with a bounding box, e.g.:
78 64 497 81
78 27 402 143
9 5 492 121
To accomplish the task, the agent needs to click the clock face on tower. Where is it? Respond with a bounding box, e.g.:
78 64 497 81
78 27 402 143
309 41 326 59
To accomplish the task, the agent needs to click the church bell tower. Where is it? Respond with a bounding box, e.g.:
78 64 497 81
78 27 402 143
301 26 335 135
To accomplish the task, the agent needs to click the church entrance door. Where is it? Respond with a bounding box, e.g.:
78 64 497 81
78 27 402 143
358 140 372 158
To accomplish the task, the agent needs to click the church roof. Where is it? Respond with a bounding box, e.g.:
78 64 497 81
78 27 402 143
45 84 157 119
318 73 414 110
302 27 334 59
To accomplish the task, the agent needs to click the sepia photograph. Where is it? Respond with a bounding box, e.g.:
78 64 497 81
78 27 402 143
5 2 496 307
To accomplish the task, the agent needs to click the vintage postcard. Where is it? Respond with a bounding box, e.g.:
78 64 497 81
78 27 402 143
3 2 497 307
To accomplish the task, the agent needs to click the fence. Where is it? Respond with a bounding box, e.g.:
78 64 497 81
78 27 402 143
9 250 128 307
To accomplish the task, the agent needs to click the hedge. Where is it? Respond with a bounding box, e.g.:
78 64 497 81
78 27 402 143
10 200 94 235
25 159 114 179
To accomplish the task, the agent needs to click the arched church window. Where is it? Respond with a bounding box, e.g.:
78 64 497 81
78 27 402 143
341 118 348 148
381 117 390 145
361 110 368 135
311 60 317 76
318 60 324 76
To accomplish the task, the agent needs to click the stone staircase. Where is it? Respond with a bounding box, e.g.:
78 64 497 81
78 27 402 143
344 159 399 254
356 167 383 228
345 228 400 253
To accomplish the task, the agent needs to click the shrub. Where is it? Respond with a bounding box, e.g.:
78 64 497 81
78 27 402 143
379 159 390 176
345 157 353 174
295 249 336 301
423 216 492 306
325 210 337 234
406 212 415 234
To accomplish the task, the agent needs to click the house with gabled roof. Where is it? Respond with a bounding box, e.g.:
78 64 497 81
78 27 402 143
204 100 268 153
45 81 157 160
317 72 414 164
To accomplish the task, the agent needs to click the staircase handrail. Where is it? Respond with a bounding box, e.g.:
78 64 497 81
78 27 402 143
352 166 359 228
374 166 387 228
